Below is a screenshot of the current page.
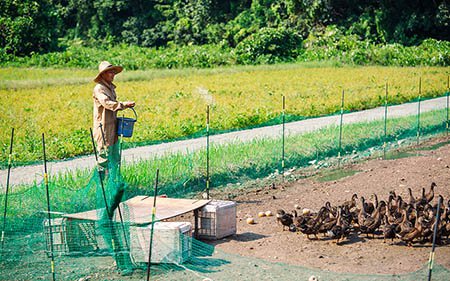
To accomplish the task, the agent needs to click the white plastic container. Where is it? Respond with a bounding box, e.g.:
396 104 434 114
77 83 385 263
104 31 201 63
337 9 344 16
198 200 236 240
130 221 192 264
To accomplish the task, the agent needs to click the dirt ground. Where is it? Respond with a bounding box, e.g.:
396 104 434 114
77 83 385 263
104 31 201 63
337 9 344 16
3 135 450 281
206 135 450 276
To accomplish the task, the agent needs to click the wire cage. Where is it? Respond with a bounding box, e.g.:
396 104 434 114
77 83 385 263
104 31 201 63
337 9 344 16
43 218 98 256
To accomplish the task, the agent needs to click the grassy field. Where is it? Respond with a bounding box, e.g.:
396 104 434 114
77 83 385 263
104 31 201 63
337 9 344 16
0 63 449 163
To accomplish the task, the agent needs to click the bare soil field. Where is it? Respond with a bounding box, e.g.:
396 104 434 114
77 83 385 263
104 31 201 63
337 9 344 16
207 135 450 276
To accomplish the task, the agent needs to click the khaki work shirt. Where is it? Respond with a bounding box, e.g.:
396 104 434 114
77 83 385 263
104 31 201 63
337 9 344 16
93 79 125 150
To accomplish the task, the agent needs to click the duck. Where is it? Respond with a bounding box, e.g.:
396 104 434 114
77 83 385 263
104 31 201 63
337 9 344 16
440 210 450 241
420 214 435 242
357 197 369 227
425 182 436 204
396 195 408 211
407 187 417 206
396 209 415 238
361 196 375 215
417 188 428 207
297 210 323 240
406 204 417 225
340 205 354 226
387 194 398 214
385 202 402 225
379 200 387 217
324 201 337 218
318 215 337 236
276 209 294 231
359 202 385 238
373 193 379 210
439 198 450 241
389 190 397 198
382 214 397 243
327 207 351 244
446 199 450 218
293 209 315 229
400 216 424 246
343 193 358 210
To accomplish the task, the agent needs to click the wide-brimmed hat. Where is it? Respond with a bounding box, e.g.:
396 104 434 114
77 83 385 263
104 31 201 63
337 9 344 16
93 61 123 83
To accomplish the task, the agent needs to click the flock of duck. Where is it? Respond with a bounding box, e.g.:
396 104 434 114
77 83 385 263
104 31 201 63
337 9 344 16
276 182 450 246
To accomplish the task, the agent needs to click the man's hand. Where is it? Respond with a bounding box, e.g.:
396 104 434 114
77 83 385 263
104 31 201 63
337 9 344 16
123 101 135 108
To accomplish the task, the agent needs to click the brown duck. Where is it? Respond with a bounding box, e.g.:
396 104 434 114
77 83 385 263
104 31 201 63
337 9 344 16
276 209 293 231
400 216 424 246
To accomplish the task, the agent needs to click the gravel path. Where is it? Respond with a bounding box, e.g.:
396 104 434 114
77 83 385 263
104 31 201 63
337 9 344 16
0 96 447 186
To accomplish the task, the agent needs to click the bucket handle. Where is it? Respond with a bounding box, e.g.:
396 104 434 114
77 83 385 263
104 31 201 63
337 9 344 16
121 107 138 121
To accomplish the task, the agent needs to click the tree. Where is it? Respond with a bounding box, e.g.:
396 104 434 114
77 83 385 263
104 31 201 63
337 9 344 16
0 0 61 55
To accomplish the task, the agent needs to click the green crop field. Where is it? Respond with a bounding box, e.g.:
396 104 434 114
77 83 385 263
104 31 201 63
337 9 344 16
0 63 449 163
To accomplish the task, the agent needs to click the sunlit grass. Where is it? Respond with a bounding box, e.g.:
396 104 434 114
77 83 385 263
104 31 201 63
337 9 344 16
0 107 446 219
0 64 448 163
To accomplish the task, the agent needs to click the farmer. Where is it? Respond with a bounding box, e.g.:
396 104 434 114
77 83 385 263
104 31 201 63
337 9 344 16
93 61 135 175
93 61 135 276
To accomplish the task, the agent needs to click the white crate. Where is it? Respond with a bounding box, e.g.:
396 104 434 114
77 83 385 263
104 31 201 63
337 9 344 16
198 200 236 240
130 222 192 264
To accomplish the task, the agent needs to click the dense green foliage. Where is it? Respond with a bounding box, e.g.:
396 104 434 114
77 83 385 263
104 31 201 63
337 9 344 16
1 0 449 66
2 36 449 69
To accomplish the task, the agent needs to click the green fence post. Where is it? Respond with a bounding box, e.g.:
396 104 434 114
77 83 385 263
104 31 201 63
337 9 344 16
146 169 159 281
427 198 442 281
206 105 210 199
383 83 388 159
338 90 345 167
446 76 449 136
417 77 422 145
42 133 56 281
119 115 124 173
1 128 14 253
282 95 285 182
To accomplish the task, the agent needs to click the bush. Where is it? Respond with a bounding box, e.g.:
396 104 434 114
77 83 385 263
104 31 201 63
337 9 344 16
235 27 302 64
0 44 235 69
1 36 448 69
298 26 450 67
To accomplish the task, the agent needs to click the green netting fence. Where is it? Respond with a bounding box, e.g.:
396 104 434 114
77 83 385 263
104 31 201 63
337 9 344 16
1 93 450 280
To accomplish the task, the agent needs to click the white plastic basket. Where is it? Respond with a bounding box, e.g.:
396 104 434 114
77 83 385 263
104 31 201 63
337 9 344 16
130 221 192 264
198 200 236 240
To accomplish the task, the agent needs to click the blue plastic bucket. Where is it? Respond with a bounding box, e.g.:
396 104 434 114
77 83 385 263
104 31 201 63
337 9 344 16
117 107 137 137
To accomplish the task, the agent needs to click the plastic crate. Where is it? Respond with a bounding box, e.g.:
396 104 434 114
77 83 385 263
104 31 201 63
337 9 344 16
43 218 98 256
130 222 192 264
198 200 236 240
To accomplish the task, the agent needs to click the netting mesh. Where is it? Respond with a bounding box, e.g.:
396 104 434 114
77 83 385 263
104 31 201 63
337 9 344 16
1 94 450 280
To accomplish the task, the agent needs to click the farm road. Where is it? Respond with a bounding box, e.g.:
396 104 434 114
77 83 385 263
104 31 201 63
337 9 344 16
0 96 447 186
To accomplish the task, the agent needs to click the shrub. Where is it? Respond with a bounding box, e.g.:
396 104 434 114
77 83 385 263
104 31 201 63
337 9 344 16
235 27 302 64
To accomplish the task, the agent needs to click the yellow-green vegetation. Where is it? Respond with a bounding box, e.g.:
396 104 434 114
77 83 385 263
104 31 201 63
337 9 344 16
0 64 449 163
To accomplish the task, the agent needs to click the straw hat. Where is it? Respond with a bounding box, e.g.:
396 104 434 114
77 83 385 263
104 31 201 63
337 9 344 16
93 61 123 83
